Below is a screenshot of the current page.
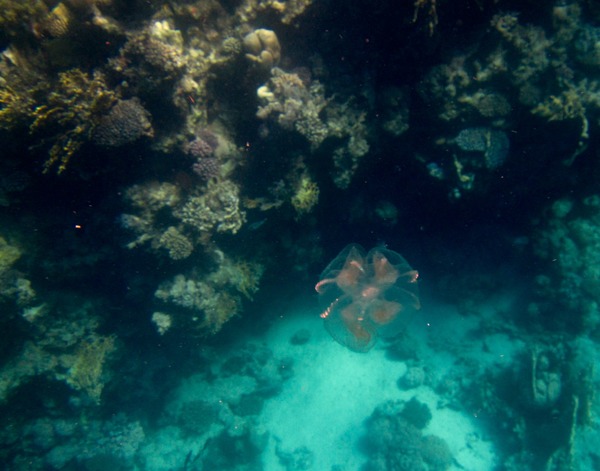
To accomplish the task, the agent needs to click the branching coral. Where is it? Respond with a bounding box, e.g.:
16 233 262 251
531 79 600 163
0 236 36 310
491 13 552 87
412 0 438 36
236 0 314 25
326 102 370 188
0 47 48 131
30 68 117 173
0 0 48 38
0 236 21 276
122 175 246 261
207 255 265 300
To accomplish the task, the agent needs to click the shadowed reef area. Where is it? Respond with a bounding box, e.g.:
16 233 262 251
1 1 600 470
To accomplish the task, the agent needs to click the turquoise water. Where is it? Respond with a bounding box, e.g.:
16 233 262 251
1 1 600 470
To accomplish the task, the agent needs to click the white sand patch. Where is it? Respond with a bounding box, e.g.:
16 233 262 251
259 300 498 470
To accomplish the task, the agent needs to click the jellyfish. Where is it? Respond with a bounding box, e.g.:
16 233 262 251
315 244 420 352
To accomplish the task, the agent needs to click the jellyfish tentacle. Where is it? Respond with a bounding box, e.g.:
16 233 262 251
315 277 336 293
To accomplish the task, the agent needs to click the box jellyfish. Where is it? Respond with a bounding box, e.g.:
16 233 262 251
315 244 420 352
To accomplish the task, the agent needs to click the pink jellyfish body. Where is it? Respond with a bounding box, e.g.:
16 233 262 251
315 244 420 352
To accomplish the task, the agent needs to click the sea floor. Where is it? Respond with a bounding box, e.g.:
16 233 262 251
259 300 499 471
143 294 513 470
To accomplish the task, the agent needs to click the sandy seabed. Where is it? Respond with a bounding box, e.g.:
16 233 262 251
259 298 500 470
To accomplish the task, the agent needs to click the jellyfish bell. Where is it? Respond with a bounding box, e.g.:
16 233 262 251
368 299 402 326
360 284 380 300
316 244 420 352
323 295 376 353
335 247 366 291
371 251 400 286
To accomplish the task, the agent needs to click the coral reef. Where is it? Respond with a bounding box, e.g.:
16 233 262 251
31 68 118 173
93 98 154 147
256 67 370 187
257 67 329 148
4 1 600 469
157 226 194 260
290 174 319 217
412 3 600 195
363 399 452 471
155 253 264 334
0 47 46 130
531 195 600 334
65 335 116 404
237 0 314 25
42 414 145 469
0 235 36 310
243 29 281 70
0 300 116 405
0 1 48 38
120 181 182 251
176 179 246 235
144 342 291 470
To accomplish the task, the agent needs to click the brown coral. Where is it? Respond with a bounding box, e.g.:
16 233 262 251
177 179 245 235
66 336 116 404
93 98 154 147
243 29 281 70
157 226 193 260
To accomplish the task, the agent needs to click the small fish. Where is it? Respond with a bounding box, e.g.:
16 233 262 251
247 218 267 231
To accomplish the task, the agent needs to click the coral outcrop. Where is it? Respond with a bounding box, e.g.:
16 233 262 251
177 179 245 235
0 300 116 405
154 253 264 335
363 399 452 471
532 195 600 334
243 29 281 70
93 98 154 147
